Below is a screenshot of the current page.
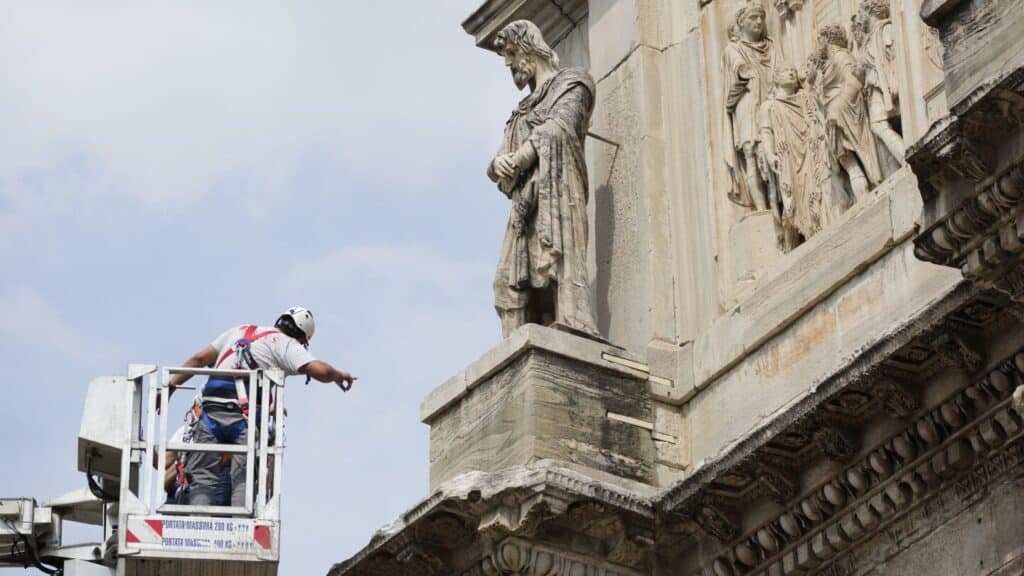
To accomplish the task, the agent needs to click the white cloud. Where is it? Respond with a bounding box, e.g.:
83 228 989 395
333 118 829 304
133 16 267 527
0 1 517 209
0 284 124 370
277 241 498 568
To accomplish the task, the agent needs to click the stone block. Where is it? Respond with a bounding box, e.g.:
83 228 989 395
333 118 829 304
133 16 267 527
693 308 748 387
588 0 640 81
425 327 654 490
835 244 961 364
646 340 696 404
888 167 924 243
742 192 894 353
933 0 1024 108
419 369 467 424
590 48 653 351
661 33 719 343
420 324 647 423
652 402 688 474
727 210 785 303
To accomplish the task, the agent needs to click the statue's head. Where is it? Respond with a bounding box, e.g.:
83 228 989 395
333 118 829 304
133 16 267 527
773 61 800 91
860 0 891 19
734 4 767 42
495 20 561 91
818 23 849 49
850 11 868 44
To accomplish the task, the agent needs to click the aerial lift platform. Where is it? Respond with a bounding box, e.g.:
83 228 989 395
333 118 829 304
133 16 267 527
1 365 286 576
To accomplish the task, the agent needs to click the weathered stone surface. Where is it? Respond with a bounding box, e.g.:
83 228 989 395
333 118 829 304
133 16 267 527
334 1 1024 575
328 463 655 576
645 340 696 405
426 329 655 490
462 0 587 52
691 167 960 390
926 0 1024 108
487 20 599 338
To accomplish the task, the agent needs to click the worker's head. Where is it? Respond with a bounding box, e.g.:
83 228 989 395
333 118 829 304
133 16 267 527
275 306 316 347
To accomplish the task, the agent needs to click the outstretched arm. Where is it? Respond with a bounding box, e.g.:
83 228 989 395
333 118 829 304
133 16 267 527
299 360 358 392
167 345 218 399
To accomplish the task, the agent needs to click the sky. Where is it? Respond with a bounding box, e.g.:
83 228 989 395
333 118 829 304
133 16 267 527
0 2 521 574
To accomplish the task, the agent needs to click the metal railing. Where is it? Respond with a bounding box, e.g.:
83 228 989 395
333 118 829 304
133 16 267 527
131 365 286 521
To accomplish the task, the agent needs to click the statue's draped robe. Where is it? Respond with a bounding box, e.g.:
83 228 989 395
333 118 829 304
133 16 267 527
821 45 882 186
492 67 597 336
723 37 778 207
862 18 898 120
758 89 833 239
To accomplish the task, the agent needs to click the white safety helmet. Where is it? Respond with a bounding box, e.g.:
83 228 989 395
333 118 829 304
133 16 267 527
277 306 316 343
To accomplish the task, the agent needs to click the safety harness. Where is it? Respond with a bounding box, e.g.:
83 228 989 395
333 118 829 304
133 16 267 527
200 325 280 444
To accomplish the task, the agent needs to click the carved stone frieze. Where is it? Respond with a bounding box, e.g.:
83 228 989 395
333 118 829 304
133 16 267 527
698 347 1024 576
480 537 645 576
928 327 983 372
909 37 1024 299
552 501 654 567
872 378 920 419
328 465 655 576
677 495 740 543
711 0 921 255
757 464 799 504
814 426 858 461
914 161 1024 269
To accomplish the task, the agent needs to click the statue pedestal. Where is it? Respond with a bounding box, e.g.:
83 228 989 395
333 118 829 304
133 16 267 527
421 324 656 491
726 209 783 303
328 326 662 576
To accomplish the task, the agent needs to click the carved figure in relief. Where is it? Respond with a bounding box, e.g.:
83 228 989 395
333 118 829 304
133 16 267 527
811 24 882 199
722 3 778 212
773 0 804 16
859 0 905 163
757 62 835 250
487 20 598 338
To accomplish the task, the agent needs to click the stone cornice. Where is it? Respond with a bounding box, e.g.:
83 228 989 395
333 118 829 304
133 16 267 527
327 463 654 576
462 0 587 52
331 283 1024 575
658 281 982 515
696 348 1024 575
914 160 1024 286
908 68 1024 298
919 0 964 26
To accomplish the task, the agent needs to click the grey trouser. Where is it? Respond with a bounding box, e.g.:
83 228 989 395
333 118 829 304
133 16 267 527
185 408 248 508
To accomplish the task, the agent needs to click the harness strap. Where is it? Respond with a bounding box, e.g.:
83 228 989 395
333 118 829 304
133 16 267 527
215 325 280 368
199 409 249 444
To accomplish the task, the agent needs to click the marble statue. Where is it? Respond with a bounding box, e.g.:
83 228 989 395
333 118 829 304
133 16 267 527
487 20 598 338
757 62 835 250
811 24 882 200
722 3 778 212
858 0 905 163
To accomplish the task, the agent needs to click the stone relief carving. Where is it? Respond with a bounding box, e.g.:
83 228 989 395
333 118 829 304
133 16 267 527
480 537 642 576
723 4 778 213
717 0 918 254
811 23 883 199
701 348 1024 576
488 20 598 339
757 62 835 248
773 0 805 17
857 0 905 164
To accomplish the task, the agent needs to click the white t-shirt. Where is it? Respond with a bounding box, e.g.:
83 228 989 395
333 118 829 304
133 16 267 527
210 324 316 376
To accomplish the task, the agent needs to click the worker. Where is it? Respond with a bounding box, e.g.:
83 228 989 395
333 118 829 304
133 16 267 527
166 306 357 507
153 396 233 505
